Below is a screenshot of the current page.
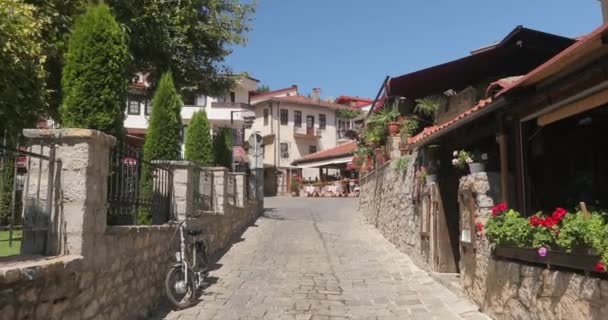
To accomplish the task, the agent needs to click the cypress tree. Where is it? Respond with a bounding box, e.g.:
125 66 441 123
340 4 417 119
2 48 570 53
213 128 233 169
60 3 130 137
143 72 183 162
139 72 182 225
185 111 213 166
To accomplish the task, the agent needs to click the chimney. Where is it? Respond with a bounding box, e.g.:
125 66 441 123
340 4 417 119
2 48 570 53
312 88 321 103
602 0 608 22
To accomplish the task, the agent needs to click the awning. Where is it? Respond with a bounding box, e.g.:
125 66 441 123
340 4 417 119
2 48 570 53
294 156 353 168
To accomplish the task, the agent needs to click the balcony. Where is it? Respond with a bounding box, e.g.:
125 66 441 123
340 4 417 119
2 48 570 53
293 127 322 139
211 101 250 109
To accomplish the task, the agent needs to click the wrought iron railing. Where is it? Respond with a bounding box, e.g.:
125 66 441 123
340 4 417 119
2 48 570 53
107 143 173 225
0 143 56 257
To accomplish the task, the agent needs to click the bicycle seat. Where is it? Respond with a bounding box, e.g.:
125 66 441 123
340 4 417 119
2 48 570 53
188 229 203 236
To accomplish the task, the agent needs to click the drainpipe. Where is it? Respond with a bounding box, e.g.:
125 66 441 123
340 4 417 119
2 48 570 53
276 102 281 194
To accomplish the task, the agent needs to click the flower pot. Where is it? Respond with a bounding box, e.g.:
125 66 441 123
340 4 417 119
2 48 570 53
388 122 401 136
426 174 438 183
468 162 485 173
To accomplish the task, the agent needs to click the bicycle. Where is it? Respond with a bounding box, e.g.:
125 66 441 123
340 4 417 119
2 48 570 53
165 219 210 308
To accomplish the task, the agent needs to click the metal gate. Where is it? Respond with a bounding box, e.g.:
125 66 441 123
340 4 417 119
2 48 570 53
0 143 56 257
107 143 173 225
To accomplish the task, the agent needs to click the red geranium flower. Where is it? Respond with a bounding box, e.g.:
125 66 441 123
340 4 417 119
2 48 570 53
491 203 507 217
529 216 544 227
476 222 484 234
542 217 558 228
551 207 568 221
594 261 606 273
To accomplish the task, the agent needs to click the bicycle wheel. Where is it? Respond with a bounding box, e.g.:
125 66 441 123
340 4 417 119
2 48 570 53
165 266 195 309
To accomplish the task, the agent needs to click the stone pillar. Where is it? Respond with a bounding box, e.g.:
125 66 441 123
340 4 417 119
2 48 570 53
22 129 116 258
386 135 402 159
250 168 264 214
156 161 195 220
204 167 227 214
232 173 245 208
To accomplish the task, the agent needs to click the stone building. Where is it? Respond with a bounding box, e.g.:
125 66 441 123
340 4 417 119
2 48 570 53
359 23 608 319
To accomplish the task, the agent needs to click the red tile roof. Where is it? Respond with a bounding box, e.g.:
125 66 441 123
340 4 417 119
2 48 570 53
251 85 298 100
258 95 358 110
496 23 608 97
292 141 357 164
407 98 494 145
335 96 374 108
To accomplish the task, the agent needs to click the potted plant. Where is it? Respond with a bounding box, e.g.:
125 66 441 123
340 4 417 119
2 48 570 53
452 149 487 173
369 103 401 136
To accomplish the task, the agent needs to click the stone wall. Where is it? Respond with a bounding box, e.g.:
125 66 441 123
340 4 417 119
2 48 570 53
458 172 608 320
359 148 608 320
0 129 263 320
358 150 428 269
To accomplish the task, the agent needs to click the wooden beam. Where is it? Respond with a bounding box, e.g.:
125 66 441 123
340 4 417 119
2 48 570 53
537 88 608 126
497 133 509 205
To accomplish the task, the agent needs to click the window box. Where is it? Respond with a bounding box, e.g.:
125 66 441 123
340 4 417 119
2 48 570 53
493 246 601 273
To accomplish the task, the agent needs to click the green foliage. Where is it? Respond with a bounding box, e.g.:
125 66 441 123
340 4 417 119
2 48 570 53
185 111 213 166
394 156 409 173
0 0 47 133
485 210 533 247
290 180 301 193
27 0 255 121
361 124 387 147
60 3 130 137
213 128 233 169
144 72 183 162
106 0 255 96
400 118 419 141
414 95 446 118
336 109 362 119
368 103 400 126
256 84 270 93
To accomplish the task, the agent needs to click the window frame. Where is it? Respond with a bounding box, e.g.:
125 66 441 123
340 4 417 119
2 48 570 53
263 109 269 126
309 145 317 154
127 97 140 115
280 109 288 125
280 142 289 158
144 99 152 115
294 111 302 128
319 114 326 130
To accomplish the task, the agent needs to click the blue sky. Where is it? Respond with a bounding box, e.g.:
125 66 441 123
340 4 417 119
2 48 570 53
227 1 602 99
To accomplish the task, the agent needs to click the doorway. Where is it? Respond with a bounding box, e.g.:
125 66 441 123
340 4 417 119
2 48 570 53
306 116 315 135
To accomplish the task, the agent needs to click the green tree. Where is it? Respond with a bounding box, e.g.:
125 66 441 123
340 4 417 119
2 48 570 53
59 3 130 137
256 84 270 94
213 128 233 169
27 0 255 118
185 111 213 166
143 72 183 162
0 0 47 134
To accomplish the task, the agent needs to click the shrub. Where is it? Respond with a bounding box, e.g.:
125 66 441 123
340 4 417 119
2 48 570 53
394 156 409 173
60 3 130 137
143 72 183 162
213 128 233 169
184 111 213 166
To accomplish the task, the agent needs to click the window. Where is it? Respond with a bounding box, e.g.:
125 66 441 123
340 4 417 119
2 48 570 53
294 111 302 128
319 114 326 130
182 94 196 106
128 98 140 115
145 100 152 115
280 109 288 125
230 91 235 102
263 109 269 126
280 143 289 158
309 145 317 154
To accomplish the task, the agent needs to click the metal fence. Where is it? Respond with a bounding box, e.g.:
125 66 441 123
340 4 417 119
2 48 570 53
193 168 214 212
0 143 56 257
107 143 173 225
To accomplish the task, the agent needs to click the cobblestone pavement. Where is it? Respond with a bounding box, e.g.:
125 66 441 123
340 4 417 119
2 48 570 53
152 197 490 320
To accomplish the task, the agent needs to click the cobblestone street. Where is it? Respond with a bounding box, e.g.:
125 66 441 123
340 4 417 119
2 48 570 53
153 197 489 320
